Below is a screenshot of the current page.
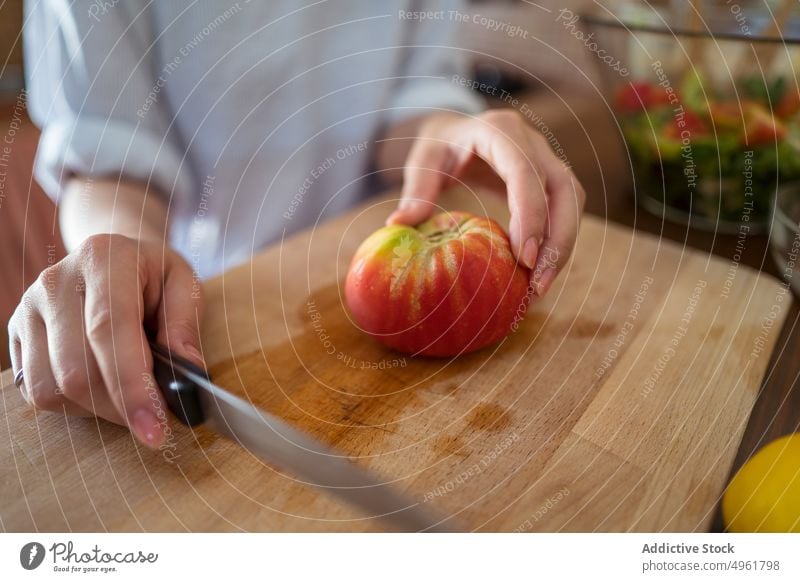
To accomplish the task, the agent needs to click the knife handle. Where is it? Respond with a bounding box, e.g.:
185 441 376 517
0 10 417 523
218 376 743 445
149 342 208 427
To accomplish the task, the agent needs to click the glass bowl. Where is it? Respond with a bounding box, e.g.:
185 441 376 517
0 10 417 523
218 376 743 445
586 0 800 232
772 182 800 295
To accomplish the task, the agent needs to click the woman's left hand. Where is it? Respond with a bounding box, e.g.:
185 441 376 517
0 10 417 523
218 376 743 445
387 110 586 299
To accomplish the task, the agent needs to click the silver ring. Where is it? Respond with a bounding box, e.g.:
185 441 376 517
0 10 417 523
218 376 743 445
14 368 24 389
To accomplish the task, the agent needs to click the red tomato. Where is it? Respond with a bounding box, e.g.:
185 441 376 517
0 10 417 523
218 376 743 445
708 101 744 131
615 81 671 113
742 102 787 146
776 89 800 118
345 212 531 357
662 109 710 140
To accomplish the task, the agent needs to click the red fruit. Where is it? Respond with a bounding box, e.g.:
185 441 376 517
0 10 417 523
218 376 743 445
662 109 709 140
707 100 786 145
708 101 744 131
742 102 787 146
776 89 800 118
615 81 671 113
344 212 531 357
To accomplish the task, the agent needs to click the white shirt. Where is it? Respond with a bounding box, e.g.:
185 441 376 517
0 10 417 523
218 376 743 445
24 0 484 277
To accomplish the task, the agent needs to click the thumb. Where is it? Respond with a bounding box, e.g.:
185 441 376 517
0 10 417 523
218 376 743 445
155 251 205 369
387 138 455 226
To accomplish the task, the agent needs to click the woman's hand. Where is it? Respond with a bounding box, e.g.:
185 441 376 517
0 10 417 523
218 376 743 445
387 110 586 298
7 234 204 448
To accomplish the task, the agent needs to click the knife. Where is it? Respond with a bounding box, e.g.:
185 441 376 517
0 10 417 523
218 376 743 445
148 341 454 532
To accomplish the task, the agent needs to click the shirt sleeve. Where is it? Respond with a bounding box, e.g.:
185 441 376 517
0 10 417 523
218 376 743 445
23 0 194 203
385 0 485 125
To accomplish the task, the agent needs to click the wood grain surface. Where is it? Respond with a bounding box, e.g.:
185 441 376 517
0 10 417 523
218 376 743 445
0 188 791 532
604 196 800 532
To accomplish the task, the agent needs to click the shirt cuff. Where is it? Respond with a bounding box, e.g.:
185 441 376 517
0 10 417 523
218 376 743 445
385 77 485 125
33 115 194 203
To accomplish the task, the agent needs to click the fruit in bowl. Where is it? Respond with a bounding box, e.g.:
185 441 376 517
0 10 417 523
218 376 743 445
587 0 800 232
615 72 800 228
345 211 531 357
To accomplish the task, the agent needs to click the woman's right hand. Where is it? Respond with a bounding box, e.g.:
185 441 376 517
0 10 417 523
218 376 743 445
7 233 204 448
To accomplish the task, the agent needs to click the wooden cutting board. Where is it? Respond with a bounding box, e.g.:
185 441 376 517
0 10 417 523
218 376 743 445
0 189 791 532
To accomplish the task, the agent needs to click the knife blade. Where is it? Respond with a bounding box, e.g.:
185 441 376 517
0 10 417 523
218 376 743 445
148 342 454 532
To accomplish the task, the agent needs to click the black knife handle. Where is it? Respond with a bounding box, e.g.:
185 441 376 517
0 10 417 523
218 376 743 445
149 342 208 427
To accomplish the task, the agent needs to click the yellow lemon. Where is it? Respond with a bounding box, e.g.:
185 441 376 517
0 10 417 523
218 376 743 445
722 434 800 532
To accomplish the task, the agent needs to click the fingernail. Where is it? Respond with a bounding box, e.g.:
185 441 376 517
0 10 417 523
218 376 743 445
522 237 538 270
182 342 204 365
133 409 163 448
533 268 556 297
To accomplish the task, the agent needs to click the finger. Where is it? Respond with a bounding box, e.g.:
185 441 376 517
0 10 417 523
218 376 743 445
532 174 584 298
387 137 456 226
82 238 165 448
9 328 24 404
529 142 585 298
18 313 91 416
41 274 123 424
154 251 205 368
468 112 549 269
